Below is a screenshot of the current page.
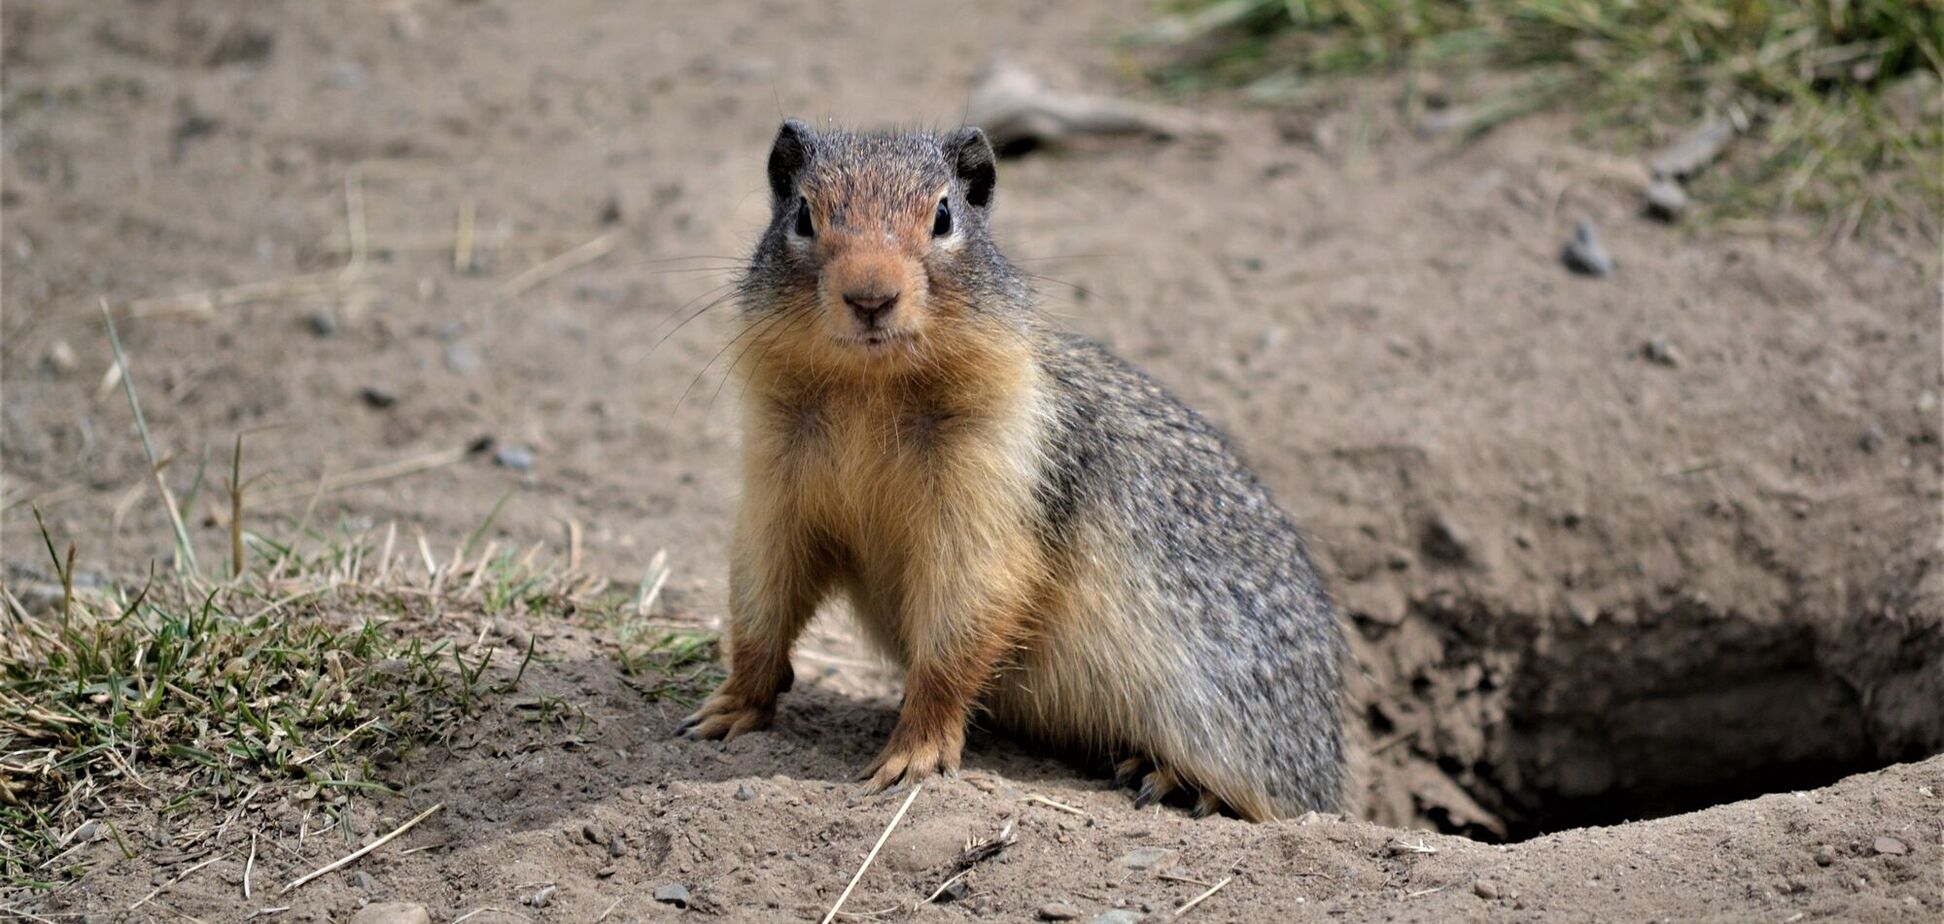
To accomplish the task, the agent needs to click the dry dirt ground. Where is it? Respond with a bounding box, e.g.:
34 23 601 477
3 0 1941 921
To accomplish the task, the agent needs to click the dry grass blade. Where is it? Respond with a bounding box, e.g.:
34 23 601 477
101 298 199 573
820 784 923 924
498 234 616 296
253 446 468 507
1174 875 1233 918
130 855 222 910
1023 793 1086 815
281 803 443 893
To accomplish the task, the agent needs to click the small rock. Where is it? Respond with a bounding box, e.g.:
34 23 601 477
1561 219 1614 277
1814 845 1836 866
1641 337 1682 368
1647 118 1736 180
43 339 77 376
597 865 616 879
1859 424 1888 453
1039 902 1082 920
360 386 398 409
494 444 535 472
609 837 626 858
653 884 691 908
523 884 556 908
352 871 376 891
1115 847 1176 870
1873 836 1909 856
599 194 624 225
307 308 338 336
1419 515 1472 565
735 783 758 801
1473 880 1501 900
349 903 429 924
444 341 482 374
582 822 607 845
1643 178 1688 222
1088 911 1143 924
934 878 971 902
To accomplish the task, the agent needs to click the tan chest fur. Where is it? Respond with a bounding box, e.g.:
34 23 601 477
738 356 1053 662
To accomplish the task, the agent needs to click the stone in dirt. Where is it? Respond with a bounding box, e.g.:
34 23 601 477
349 903 429 924
1115 847 1176 870
1873 836 1909 856
654 883 692 908
1039 901 1082 920
1561 219 1615 277
1643 177 1688 222
1088 911 1144 924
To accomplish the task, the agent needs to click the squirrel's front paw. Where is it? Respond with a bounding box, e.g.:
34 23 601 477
675 690 775 742
860 725 964 791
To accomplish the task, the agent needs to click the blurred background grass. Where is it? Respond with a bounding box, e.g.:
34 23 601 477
1141 0 1942 229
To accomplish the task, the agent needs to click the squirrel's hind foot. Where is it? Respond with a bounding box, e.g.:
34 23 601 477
1115 756 1240 820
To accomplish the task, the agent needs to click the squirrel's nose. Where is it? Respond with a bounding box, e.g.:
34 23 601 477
844 291 899 327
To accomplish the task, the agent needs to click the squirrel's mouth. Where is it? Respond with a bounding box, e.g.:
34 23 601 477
842 329 914 354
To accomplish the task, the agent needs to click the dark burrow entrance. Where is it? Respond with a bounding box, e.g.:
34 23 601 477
1352 595 1944 841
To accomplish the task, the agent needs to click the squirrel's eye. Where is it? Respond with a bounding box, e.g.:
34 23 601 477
793 197 814 237
932 198 952 237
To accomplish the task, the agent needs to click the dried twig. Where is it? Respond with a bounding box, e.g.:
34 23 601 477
820 784 923 924
499 234 616 296
1173 876 1232 918
281 803 443 893
1023 793 1086 816
130 855 222 911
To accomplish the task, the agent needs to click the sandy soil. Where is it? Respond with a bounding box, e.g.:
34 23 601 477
3 0 1940 920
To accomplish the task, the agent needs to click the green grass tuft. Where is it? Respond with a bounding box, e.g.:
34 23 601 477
1143 0 1943 228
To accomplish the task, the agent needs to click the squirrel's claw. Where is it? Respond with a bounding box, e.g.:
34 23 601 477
1133 767 1179 809
674 692 774 741
1112 756 1148 789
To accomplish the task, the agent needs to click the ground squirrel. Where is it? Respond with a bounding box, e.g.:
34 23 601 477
676 120 1345 819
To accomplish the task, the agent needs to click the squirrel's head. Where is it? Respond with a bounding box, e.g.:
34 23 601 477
738 119 1027 378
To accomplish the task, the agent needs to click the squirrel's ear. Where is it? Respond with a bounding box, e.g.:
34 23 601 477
942 127 997 211
767 119 815 202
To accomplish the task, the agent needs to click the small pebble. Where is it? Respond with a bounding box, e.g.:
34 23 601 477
1873 836 1909 856
1419 514 1472 565
1473 879 1501 900
1561 219 1615 277
360 386 398 409
609 837 626 858
307 308 338 336
582 822 607 845
1039 902 1081 920
352 871 376 892
1643 178 1688 222
653 884 691 909
735 783 758 801
1814 845 1835 866
349 903 429 924
1088 911 1142 924
1859 424 1888 453
599 194 624 225
494 445 535 471
444 341 482 374
596 866 616 879
1115 847 1176 870
1641 337 1682 368
43 339 77 376
936 878 971 902
523 884 556 908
